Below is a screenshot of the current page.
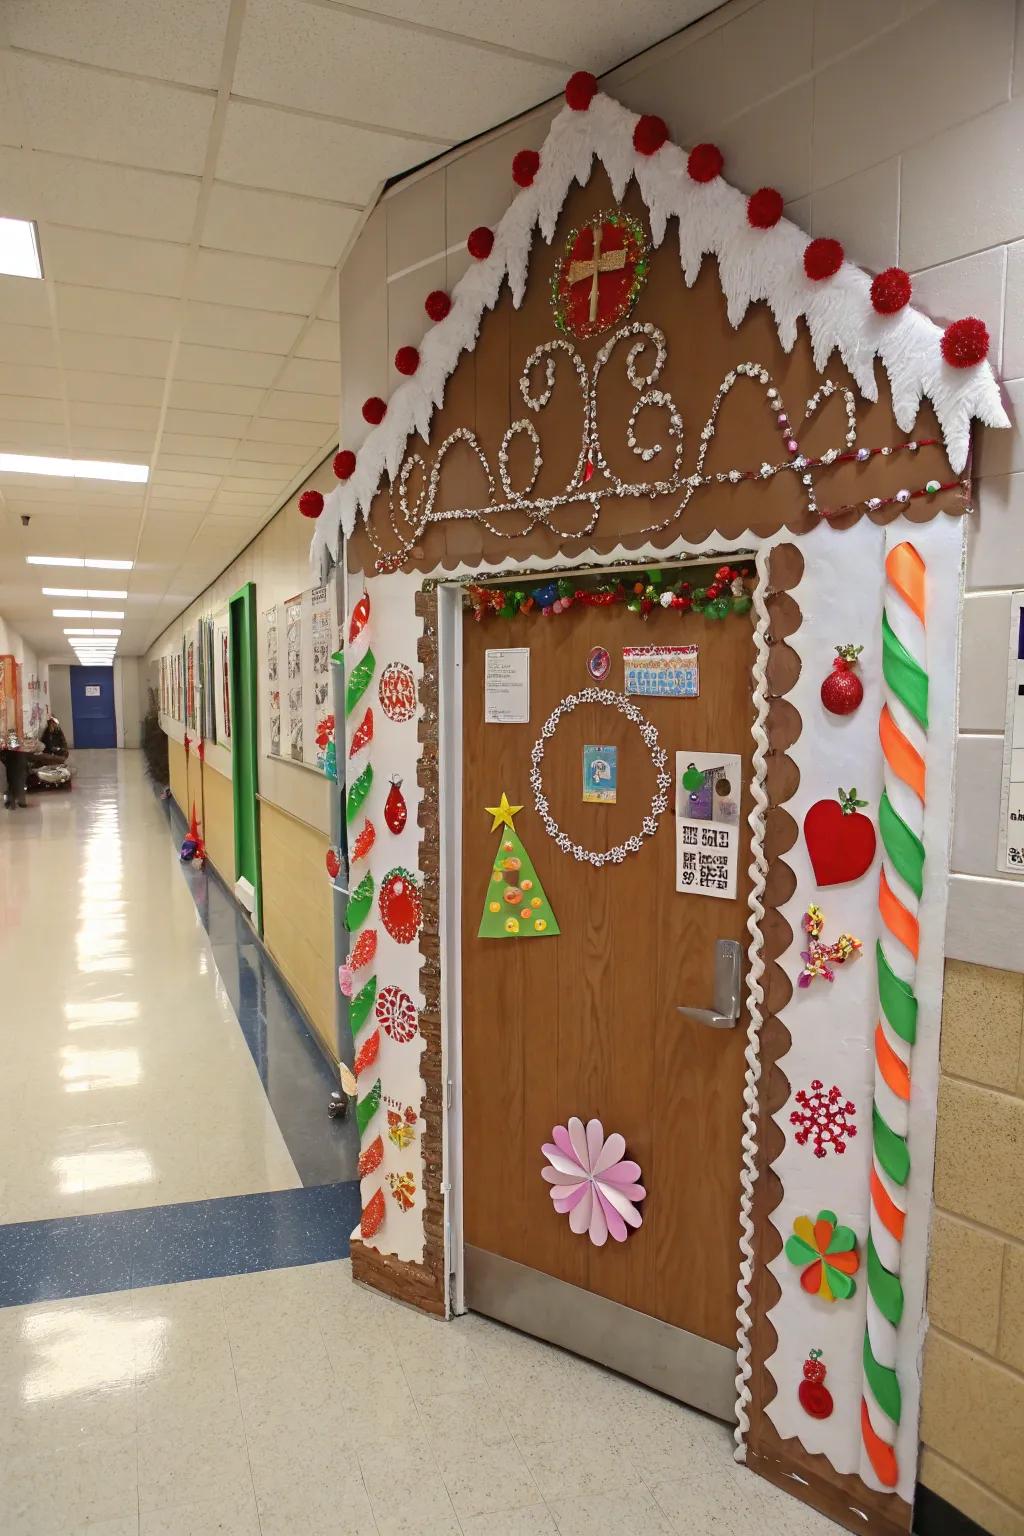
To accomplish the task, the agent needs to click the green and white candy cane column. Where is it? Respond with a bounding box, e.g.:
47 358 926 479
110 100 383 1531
345 591 385 1241
861 540 928 1489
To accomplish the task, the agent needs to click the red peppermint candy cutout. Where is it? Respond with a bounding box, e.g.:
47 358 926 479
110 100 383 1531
349 706 373 756
349 928 377 971
379 869 421 945
375 983 418 1044
351 819 376 862
379 662 417 723
803 788 876 887
348 592 370 645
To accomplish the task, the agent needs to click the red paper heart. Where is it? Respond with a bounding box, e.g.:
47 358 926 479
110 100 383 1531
803 792 876 887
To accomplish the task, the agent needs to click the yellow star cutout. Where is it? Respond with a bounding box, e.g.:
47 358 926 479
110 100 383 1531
485 792 523 832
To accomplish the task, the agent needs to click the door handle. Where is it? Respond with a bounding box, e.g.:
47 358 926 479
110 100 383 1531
677 939 743 1029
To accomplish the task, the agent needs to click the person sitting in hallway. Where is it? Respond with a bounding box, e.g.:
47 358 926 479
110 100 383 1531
1 733 29 809
38 713 68 763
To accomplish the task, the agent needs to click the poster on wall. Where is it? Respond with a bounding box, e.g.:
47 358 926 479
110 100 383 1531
214 611 231 748
998 592 1024 873
624 644 699 698
675 750 741 899
261 577 338 772
198 618 216 744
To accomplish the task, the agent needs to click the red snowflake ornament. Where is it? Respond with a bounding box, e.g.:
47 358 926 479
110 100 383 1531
790 1080 857 1159
375 983 418 1044
379 868 422 945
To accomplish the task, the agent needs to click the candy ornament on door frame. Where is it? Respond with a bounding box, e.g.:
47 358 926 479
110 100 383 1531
784 1210 861 1301
804 788 877 887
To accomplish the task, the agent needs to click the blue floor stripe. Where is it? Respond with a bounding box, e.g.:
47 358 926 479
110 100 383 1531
0 1184 362 1307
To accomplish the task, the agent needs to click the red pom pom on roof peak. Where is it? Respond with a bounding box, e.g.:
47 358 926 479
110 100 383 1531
467 225 494 260
687 142 723 183
333 450 355 480
804 237 844 281
871 267 912 315
565 71 598 110
633 114 669 156
747 187 784 229
424 289 451 322
394 346 419 376
298 489 324 519
512 149 540 187
362 396 386 425
941 316 990 368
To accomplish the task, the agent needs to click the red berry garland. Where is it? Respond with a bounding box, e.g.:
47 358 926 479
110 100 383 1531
512 149 540 186
362 396 386 425
424 289 451 322
394 345 419 376
941 316 989 368
565 71 597 110
747 187 784 228
687 142 723 183
871 267 912 315
633 114 668 156
467 225 494 260
333 449 355 480
298 489 324 518
804 237 844 281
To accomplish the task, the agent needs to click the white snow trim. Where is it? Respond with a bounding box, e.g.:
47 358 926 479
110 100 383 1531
310 89 1008 573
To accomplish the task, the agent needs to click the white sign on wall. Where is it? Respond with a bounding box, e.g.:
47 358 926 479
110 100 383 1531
484 648 530 724
998 591 1024 874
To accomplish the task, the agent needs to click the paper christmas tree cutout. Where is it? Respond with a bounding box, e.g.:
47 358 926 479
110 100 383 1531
478 793 560 940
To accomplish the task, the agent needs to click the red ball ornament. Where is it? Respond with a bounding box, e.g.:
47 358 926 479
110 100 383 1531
379 868 422 945
871 267 912 315
298 489 324 519
565 71 598 110
394 345 419 376
512 149 540 187
467 225 494 260
821 645 864 716
362 396 386 425
333 449 356 480
687 142 723 183
941 316 990 369
424 288 451 322
747 187 784 229
633 114 669 156
804 238 844 281
384 777 408 835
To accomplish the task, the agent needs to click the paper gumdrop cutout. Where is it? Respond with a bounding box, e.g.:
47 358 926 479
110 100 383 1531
479 793 559 939
803 788 876 886
385 777 407 835
798 1350 834 1419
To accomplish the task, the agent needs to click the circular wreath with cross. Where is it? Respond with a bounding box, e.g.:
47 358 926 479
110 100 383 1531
551 209 650 340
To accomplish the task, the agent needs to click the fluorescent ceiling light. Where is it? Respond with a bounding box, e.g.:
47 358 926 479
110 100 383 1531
0 218 43 279
52 609 125 619
0 453 146 483
64 629 121 637
42 588 128 599
27 556 134 570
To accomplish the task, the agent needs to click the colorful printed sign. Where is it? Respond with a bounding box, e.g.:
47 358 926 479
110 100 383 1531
624 644 698 698
675 749 741 899
582 744 617 803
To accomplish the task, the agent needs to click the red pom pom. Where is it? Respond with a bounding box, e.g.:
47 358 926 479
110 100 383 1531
565 71 597 111
362 396 386 425
467 225 494 260
298 489 324 519
942 316 990 369
804 237 844 281
633 114 669 156
394 345 419 376
512 149 540 187
333 449 355 480
747 187 784 229
871 267 912 315
424 289 451 322
687 142 723 183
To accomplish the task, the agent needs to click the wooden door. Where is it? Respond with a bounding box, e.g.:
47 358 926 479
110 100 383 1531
461 581 756 1382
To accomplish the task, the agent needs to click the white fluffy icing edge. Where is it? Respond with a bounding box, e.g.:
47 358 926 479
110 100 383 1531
310 89 1009 573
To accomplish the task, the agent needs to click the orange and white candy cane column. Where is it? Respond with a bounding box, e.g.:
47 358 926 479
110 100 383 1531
861 540 927 1489
343 590 386 1241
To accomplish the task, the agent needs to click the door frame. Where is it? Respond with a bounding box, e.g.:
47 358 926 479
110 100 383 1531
436 549 767 1350
228 581 263 935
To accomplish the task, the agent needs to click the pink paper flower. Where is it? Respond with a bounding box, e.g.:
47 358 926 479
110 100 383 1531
541 1116 645 1246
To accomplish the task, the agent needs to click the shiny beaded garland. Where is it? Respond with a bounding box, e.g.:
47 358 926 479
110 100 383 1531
529 690 670 867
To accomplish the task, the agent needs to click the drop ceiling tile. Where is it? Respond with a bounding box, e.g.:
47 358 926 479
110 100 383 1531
236 437 310 465
317 283 339 321
64 370 167 407
9 54 215 175
156 452 233 474
56 285 180 341
212 492 267 510
67 426 155 452
244 415 329 446
0 396 66 424
5 0 233 89
0 324 58 368
274 356 339 396
234 0 565 140
59 330 172 376
147 498 210 514
217 99 441 204
189 247 328 314
0 421 67 450
161 433 240 457
202 182 360 265
147 483 214 502
69 400 161 431
174 343 281 388
294 319 339 362
167 378 263 416
261 390 337 424
150 470 221 489
180 300 304 354
40 225 189 298
0 148 201 243
163 408 251 438
226 459 295 480
221 476 285 494
0 364 62 399
0 276 52 328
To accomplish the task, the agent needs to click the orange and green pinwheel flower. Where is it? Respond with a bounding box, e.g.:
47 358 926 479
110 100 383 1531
784 1209 860 1302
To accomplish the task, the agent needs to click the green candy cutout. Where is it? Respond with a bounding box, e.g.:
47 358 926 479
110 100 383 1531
349 975 377 1038
355 1078 381 1137
345 649 376 716
346 763 373 825
346 872 374 932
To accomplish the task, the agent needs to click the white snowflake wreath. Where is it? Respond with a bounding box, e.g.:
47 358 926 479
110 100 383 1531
529 689 670 867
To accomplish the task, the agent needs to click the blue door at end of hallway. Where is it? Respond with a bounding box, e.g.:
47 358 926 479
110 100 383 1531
70 666 117 748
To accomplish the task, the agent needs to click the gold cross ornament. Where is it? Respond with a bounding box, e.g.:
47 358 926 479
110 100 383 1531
567 221 627 323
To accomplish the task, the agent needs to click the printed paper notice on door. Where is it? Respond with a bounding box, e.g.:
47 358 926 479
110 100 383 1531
624 645 698 698
675 750 741 899
485 648 530 724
